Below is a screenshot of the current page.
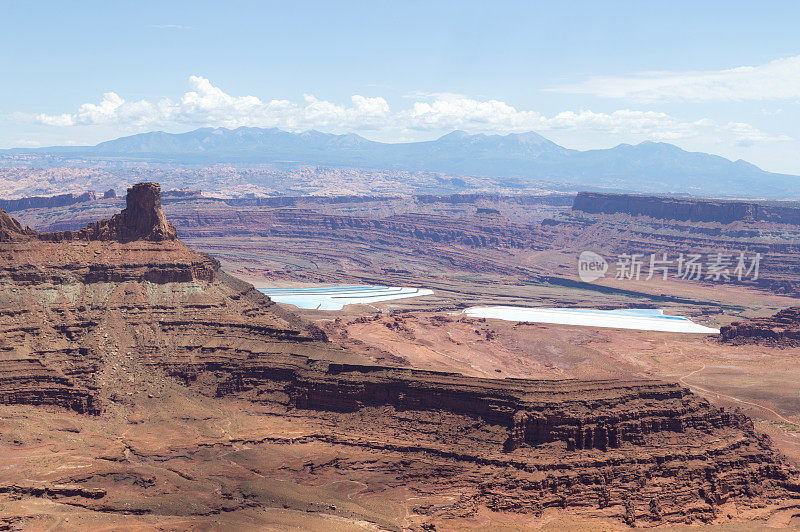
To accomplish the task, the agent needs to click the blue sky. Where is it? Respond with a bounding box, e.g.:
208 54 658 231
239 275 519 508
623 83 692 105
2 0 800 173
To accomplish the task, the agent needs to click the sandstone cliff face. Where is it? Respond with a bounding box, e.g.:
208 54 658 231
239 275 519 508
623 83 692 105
215 363 751 453
0 184 220 415
206 358 799 524
175 209 547 251
720 307 800 345
573 191 800 224
0 208 34 241
64 182 177 242
549 196 800 296
0 191 96 213
0 183 797 526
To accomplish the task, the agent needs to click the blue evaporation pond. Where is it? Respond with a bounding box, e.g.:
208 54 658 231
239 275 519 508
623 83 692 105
462 306 719 334
258 285 434 310
552 308 688 321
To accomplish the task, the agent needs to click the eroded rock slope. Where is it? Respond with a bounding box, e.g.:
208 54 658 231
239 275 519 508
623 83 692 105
721 307 800 346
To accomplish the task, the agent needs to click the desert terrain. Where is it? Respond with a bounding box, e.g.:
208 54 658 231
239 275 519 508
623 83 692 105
0 186 796 530
7 1 800 528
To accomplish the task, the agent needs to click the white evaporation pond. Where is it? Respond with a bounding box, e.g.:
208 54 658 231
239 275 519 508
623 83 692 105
463 307 719 334
258 285 435 311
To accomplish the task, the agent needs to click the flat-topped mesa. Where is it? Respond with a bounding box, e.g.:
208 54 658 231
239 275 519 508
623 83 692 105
572 191 800 225
573 192 760 223
720 307 800 345
76 182 177 242
0 191 96 213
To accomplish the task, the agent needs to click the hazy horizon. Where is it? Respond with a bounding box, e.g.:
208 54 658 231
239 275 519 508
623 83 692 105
2 1 800 174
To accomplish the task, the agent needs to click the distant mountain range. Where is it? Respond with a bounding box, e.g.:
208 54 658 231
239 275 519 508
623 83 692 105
4 127 799 198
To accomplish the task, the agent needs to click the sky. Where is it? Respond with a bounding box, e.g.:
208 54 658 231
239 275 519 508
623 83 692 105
2 0 800 173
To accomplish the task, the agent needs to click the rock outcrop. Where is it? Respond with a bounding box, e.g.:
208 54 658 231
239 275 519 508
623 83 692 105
720 307 800 345
0 208 35 241
205 358 799 524
1 183 177 244
214 362 751 452
573 191 800 225
0 359 98 414
0 183 214 415
73 182 177 242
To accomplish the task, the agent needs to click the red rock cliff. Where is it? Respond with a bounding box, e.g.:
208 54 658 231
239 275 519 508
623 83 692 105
720 307 800 345
74 182 177 242
573 192 760 223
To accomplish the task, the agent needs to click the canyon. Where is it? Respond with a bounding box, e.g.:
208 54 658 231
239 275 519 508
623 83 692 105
0 183 798 528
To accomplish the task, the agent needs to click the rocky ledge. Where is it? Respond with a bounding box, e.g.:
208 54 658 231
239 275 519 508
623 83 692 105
573 191 800 224
720 307 800 345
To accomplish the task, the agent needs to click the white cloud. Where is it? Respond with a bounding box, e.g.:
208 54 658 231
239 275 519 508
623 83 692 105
36 92 157 127
31 76 790 146
550 54 800 102
34 76 392 133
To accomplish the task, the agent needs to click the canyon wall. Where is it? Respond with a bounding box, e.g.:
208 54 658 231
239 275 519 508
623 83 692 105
720 307 800 345
176 209 545 250
221 192 574 208
12 190 800 296
0 191 96 212
573 191 800 224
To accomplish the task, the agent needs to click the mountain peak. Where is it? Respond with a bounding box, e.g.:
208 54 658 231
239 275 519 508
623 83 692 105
506 131 549 143
438 130 472 141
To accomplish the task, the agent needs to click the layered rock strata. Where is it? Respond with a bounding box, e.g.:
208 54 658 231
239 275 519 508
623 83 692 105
14 191 800 296
0 191 96 213
0 182 797 526
46 182 178 242
214 363 748 452
720 307 800 345
574 191 800 225
204 358 798 524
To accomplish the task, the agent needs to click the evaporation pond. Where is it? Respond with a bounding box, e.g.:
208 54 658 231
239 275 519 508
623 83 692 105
258 285 434 311
463 306 719 334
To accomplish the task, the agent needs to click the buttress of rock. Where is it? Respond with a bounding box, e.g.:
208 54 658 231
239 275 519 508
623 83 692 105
0 208 35 242
78 182 178 242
